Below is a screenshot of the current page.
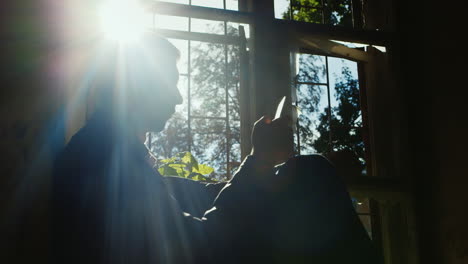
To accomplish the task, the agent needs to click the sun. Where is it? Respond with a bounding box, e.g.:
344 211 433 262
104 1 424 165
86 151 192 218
98 0 147 43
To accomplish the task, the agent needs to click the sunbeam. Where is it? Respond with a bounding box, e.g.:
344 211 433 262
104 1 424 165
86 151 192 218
98 0 147 43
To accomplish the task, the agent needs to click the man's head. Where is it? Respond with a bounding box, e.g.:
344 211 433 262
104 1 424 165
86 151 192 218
93 32 182 134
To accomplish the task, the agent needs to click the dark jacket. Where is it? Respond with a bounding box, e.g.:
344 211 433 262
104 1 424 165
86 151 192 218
204 154 382 263
51 112 209 263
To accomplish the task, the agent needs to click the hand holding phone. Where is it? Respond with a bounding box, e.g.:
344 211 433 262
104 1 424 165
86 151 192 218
250 96 293 168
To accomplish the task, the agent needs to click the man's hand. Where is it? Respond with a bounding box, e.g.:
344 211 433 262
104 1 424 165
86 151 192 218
250 115 294 171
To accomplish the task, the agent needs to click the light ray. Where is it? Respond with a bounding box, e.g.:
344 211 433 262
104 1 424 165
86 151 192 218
98 0 147 43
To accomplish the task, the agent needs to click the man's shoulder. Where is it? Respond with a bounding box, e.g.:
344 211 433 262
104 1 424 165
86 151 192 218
284 154 334 169
276 154 338 187
54 124 110 173
54 131 83 169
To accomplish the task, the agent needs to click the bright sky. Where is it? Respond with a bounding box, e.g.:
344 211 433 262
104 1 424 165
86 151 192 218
274 0 290 18
296 54 359 118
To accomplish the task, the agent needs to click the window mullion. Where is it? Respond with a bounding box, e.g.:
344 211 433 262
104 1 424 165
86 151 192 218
224 16 231 179
320 0 325 24
325 56 332 153
188 15 192 153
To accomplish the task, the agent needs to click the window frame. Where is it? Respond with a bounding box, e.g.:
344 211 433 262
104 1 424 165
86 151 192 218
292 49 371 165
143 1 416 263
147 1 250 180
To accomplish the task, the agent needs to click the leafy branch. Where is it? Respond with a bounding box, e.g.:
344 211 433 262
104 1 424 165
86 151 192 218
157 151 217 182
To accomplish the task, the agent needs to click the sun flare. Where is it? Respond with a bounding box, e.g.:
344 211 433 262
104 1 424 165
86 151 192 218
98 0 147 43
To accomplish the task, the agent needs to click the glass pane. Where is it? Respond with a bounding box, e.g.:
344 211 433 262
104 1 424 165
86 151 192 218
229 142 241 175
296 54 327 84
192 132 227 180
292 0 322 8
328 57 360 123
277 0 354 26
228 88 240 121
149 112 189 160
325 57 366 173
274 0 290 19
226 22 250 38
168 38 188 74
191 118 225 134
227 44 241 121
358 215 373 239
158 0 189 4
229 120 241 148
190 41 226 117
323 0 353 27
191 0 224 9
175 75 189 116
352 198 370 214
328 57 358 87
190 80 226 117
154 15 189 31
225 0 239 11
295 84 329 155
228 118 241 177
190 18 225 35
292 7 323 24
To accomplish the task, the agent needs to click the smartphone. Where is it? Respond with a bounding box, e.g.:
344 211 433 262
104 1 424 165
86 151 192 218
274 96 286 120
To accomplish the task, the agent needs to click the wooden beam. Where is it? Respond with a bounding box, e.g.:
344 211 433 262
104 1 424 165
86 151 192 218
144 1 252 24
153 29 243 45
145 1 392 47
296 36 372 62
347 179 409 202
276 19 393 46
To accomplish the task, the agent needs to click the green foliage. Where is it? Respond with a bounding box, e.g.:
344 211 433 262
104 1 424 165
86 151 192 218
157 151 217 182
283 0 353 27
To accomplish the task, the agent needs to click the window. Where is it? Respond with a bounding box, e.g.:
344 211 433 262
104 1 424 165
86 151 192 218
146 1 249 181
157 0 240 11
275 0 356 27
135 1 413 262
292 51 380 242
293 52 370 176
353 197 382 239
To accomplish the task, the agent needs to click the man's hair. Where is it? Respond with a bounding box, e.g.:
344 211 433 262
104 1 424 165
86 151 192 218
95 31 180 81
138 32 180 61
89 31 180 111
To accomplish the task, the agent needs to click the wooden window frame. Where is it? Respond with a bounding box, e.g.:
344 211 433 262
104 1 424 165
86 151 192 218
144 1 417 263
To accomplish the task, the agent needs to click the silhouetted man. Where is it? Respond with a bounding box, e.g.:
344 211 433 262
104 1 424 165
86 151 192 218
51 33 204 263
51 32 381 264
